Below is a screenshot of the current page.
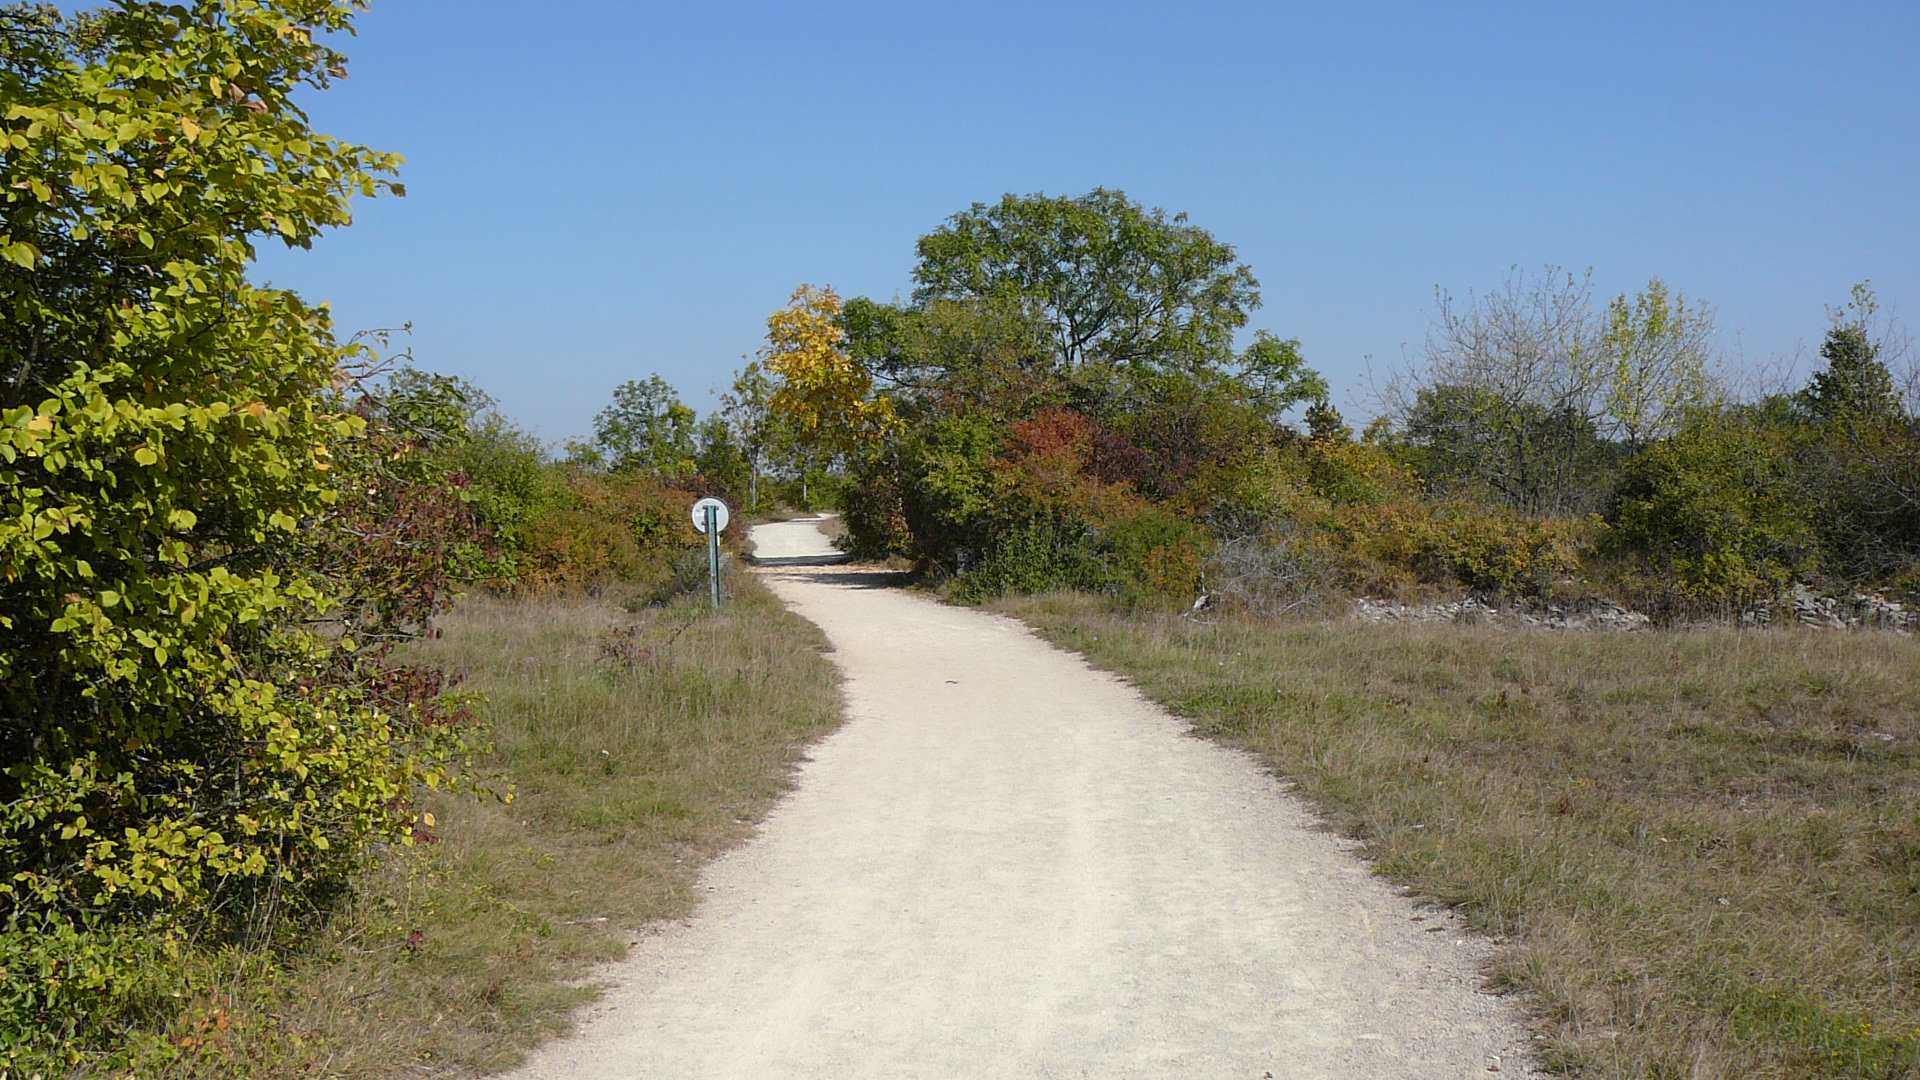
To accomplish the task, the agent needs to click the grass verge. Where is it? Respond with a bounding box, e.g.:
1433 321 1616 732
117 576 840 1078
993 592 1920 1080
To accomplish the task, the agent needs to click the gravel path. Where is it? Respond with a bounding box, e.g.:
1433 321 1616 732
743 513 850 566
506 558 1537 1079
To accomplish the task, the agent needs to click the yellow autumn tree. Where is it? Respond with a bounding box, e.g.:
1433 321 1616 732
763 284 897 458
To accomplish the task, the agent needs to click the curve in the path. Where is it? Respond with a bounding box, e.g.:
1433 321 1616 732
745 515 851 566
507 567 1536 1079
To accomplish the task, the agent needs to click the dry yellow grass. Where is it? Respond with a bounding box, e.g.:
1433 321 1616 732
996 592 1920 1080
120 578 841 1078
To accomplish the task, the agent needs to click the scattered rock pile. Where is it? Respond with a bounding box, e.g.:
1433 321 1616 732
1350 597 1650 632
1351 597 1497 626
1353 585 1913 633
1740 585 1913 631
1513 599 1653 632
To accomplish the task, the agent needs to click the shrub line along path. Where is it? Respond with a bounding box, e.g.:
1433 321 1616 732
504 520 1536 1079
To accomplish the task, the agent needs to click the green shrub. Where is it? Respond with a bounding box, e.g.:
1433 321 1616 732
949 506 1208 605
838 414 979 569
1411 507 1588 596
1791 411 1920 585
1209 438 1584 599
0 4 490 1062
1096 504 1209 602
950 515 1103 599
1205 436 1418 538
1606 408 1819 599
888 410 1201 601
445 413 564 563
1315 500 1589 597
1392 383 1619 516
841 457 912 560
517 470 701 591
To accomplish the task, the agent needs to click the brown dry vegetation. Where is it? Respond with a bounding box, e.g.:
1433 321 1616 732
120 579 840 1078
996 593 1920 1080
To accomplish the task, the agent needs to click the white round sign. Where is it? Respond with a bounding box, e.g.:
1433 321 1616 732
690 497 730 534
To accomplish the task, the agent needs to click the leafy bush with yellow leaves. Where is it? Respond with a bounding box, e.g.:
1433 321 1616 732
0 3 488 1066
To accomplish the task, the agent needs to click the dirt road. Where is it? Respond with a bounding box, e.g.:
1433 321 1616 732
743 513 851 566
507 560 1536 1079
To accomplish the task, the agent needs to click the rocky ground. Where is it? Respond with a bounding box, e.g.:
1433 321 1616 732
1352 585 1912 633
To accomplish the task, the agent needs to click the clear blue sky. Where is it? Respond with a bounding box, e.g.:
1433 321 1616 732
252 1 1920 442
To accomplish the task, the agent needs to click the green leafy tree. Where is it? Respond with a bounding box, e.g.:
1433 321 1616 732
911 188 1260 377
842 295 1061 418
716 360 785 509
840 192 1324 586
1607 404 1820 599
1392 268 1714 511
1389 267 1604 514
851 192 1318 437
1801 284 1904 424
1790 285 1919 580
592 374 697 476
1399 384 1614 515
562 436 606 470
0 2 478 1058
373 363 493 447
694 412 748 500
1305 399 1352 443
1601 279 1722 447
1238 331 1329 426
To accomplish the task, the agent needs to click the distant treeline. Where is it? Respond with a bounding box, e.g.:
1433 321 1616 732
449 190 1918 617
663 189 1915 616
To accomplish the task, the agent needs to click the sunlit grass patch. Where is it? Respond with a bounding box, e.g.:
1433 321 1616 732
104 578 841 1078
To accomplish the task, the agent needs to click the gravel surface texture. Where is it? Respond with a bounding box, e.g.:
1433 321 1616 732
507 548 1537 1079
743 513 851 565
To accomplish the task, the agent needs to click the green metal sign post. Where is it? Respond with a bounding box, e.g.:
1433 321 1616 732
690 497 730 610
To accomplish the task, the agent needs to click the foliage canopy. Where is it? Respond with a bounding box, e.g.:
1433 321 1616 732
590 374 698 476
763 284 897 462
0 1 482 1062
912 188 1261 377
